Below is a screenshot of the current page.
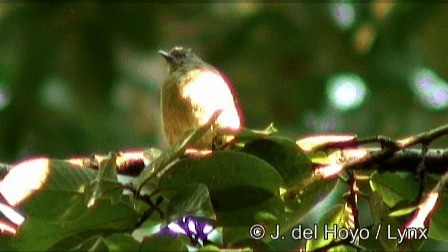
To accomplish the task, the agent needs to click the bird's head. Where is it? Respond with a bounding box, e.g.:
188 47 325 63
159 47 203 71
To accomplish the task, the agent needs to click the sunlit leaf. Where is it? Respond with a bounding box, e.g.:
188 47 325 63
389 206 418 217
306 204 351 251
370 172 419 208
242 136 312 187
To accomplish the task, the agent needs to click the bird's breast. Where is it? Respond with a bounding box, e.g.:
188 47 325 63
179 69 241 131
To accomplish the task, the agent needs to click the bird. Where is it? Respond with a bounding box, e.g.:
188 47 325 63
159 47 243 150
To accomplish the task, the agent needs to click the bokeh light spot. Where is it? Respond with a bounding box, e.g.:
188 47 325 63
327 73 368 111
40 77 75 112
0 81 10 111
411 68 448 110
330 3 356 30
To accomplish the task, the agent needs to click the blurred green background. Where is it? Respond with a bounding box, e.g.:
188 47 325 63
0 3 447 162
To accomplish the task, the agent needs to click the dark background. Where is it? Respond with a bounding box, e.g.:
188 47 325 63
0 3 447 162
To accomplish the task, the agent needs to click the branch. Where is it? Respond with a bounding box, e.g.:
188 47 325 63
341 124 448 173
356 148 448 174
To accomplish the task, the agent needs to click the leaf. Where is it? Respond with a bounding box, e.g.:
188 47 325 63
0 158 97 207
98 153 119 180
242 137 313 187
428 196 448 241
362 191 400 251
3 159 139 251
1 159 97 220
158 151 283 200
234 123 278 143
226 237 272 251
10 198 140 251
163 183 215 223
86 153 123 207
0 235 15 251
50 235 109 251
308 151 331 165
140 235 189 251
389 206 418 217
198 245 222 251
283 179 338 228
220 195 284 244
305 204 351 251
398 238 426 251
369 172 419 208
158 151 285 243
104 233 140 251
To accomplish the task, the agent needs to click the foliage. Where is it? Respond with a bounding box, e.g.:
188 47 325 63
1 122 448 251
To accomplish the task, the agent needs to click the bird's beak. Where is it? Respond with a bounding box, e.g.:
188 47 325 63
159 50 175 63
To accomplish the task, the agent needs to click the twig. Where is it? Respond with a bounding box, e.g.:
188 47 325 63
397 124 448 149
345 171 360 230
351 148 448 174
313 135 399 151
433 170 448 193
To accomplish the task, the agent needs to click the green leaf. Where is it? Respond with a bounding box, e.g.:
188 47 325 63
235 123 278 143
158 151 285 243
428 196 448 241
98 153 119 181
398 238 426 251
86 153 123 207
104 233 140 251
158 151 283 201
13 159 97 220
305 204 350 251
242 136 313 187
369 172 419 208
389 206 418 217
140 235 189 251
10 198 139 251
50 235 109 251
362 191 400 251
163 183 215 222
198 244 222 251
46 229 139 252
0 236 15 251
283 179 338 228
226 237 272 251
4 159 139 251
308 151 331 165
220 195 284 244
